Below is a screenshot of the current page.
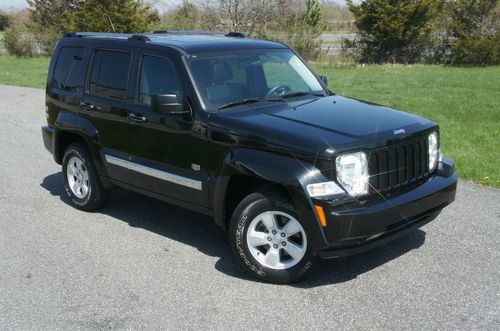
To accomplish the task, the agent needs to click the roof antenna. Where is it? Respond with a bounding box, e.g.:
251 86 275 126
98 1 116 32
107 16 116 32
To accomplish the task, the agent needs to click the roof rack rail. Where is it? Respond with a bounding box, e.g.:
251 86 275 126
62 32 150 42
64 32 122 38
153 30 224 35
128 34 150 42
63 32 80 38
152 30 245 38
225 32 245 38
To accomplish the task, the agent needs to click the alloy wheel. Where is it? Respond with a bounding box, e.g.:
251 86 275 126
246 211 307 270
66 156 90 199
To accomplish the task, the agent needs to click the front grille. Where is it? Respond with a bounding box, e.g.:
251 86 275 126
368 136 430 193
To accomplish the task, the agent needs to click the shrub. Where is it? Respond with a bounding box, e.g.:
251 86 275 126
449 0 499 66
346 0 439 64
452 37 499 65
3 28 33 57
0 11 10 31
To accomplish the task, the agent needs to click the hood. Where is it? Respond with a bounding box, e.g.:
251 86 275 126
208 95 436 158
254 95 433 138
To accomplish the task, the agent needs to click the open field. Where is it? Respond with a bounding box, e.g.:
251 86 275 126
0 56 498 188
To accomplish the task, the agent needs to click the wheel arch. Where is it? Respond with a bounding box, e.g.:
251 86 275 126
212 148 329 248
53 112 112 188
54 130 86 164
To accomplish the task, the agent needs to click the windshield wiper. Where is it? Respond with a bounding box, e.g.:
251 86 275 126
278 91 325 99
218 92 324 110
218 97 281 111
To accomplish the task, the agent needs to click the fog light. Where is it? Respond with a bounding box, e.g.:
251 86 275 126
306 181 344 197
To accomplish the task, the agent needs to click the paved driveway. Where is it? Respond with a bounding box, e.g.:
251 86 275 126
0 85 498 330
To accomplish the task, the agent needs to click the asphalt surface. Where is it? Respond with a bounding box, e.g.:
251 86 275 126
0 85 499 330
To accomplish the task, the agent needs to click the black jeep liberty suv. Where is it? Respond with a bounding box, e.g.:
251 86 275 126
41 31 458 283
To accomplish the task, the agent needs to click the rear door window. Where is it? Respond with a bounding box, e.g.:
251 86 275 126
52 47 85 92
88 49 132 100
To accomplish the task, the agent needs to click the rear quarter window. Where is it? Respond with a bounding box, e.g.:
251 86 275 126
88 49 132 100
51 47 85 92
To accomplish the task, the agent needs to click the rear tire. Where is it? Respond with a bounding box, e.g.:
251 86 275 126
229 190 317 284
62 142 109 211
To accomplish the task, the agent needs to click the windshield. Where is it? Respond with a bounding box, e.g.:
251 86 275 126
186 49 327 111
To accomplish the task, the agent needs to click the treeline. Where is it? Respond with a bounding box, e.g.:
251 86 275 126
157 0 326 60
0 0 326 60
346 0 499 66
1 0 498 66
1 0 159 56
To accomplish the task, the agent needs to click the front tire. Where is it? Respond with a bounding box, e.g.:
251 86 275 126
62 142 109 211
229 190 317 284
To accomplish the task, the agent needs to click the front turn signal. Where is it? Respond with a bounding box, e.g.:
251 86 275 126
314 205 327 228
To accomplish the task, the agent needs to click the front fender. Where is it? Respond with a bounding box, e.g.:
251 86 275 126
213 148 331 249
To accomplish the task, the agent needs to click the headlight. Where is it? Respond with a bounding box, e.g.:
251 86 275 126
335 151 369 196
306 181 345 197
428 132 439 171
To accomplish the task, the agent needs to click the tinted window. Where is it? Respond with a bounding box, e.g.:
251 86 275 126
89 50 131 100
52 47 84 92
139 55 182 106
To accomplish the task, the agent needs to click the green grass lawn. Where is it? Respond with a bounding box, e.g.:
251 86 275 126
0 56 50 89
0 55 498 188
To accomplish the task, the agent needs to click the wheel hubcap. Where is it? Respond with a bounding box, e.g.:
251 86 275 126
66 156 89 199
246 211 307 270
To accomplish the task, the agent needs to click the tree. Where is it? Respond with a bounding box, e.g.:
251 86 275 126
27 0 75 53
321 2 354 32
160 0 200 30
218 0 277 36
284 0 324 60
449 0 499 65
301 0 324 55
69 0 159 33
347 0 439 63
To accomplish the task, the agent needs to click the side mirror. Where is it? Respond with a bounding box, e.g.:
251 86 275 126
319 75 328 86
151 94 189 115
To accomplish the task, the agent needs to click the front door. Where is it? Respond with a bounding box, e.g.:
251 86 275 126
115 52 210 208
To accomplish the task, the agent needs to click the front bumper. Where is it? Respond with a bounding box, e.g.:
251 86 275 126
41 126 54 154
316 157 458 258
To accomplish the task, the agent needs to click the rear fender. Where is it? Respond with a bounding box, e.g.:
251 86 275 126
53 112 110 183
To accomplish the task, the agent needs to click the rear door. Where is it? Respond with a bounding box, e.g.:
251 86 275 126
80 47 137 182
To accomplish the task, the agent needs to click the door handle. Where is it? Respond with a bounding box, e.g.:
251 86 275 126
80 102 98 111
128 113 148 123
